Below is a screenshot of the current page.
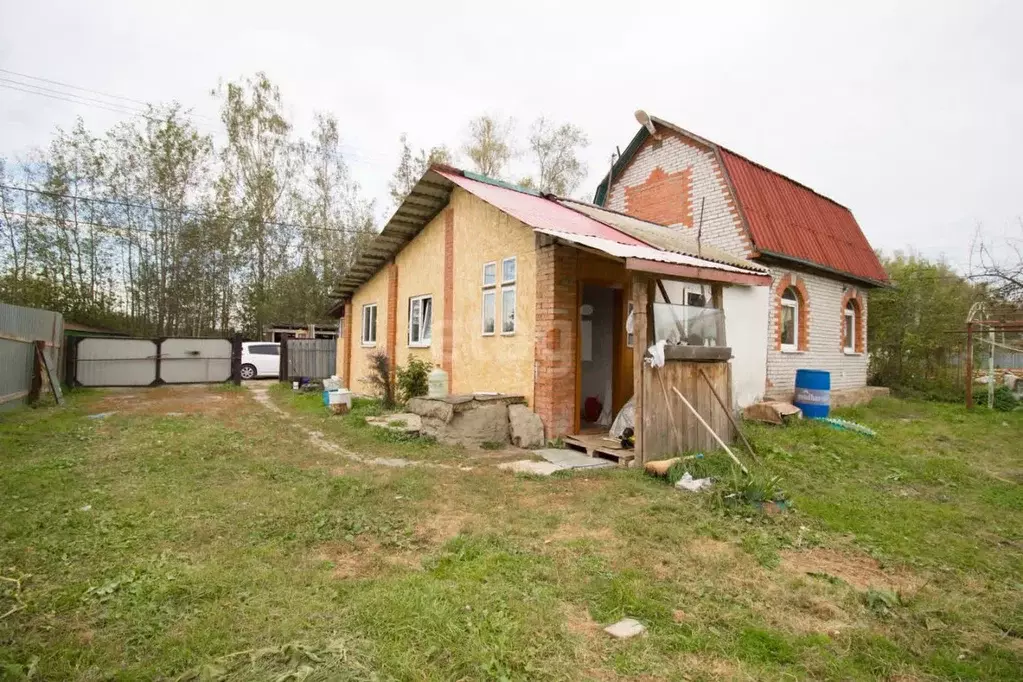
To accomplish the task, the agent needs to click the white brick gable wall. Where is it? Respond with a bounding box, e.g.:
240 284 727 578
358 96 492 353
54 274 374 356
766 267 869 395
605 134 753 258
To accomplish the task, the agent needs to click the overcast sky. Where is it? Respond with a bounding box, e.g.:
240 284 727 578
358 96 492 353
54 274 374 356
1 1 1019 271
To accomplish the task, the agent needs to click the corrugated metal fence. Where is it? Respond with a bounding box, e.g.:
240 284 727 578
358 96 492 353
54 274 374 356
0 302 63 412
69 336 236 387
284 338 336 380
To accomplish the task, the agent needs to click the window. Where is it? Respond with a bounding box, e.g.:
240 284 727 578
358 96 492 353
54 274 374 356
482 262 497 287
780 287 799 351
407 295 432 347
844 300 856 353
501 286 516 334
501 257 516 284
248 344 279 355
482 290 496 335
361 304 377 346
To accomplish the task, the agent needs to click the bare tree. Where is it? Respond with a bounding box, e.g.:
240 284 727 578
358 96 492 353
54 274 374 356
970 220 1023 305
388 133 451 207
525 117 588 195
462 115 514 178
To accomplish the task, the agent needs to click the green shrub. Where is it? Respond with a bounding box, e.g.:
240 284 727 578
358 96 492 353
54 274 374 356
396 356 433 403
991 385 1019 412
364 352 395 408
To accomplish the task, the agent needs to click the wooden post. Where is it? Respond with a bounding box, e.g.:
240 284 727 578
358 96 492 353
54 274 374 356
29 340 45 404
279 335 289 384
631 273 650 464
965 322 974 409
230 332 242 385
712 283 726 346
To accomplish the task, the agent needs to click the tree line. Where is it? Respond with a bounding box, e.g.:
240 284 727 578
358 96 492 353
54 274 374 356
0 74 590 337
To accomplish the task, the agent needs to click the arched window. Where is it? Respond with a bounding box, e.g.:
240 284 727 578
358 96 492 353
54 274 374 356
844 299 858 352
780 287 799 351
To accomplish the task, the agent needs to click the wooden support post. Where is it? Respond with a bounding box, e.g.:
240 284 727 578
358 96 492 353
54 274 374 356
279 335 289 384
965 322 974 409
29 340 45 404
231 332 242 385
632 273 650 464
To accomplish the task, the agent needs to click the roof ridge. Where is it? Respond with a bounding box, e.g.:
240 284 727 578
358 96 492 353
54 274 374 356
647 116 852 212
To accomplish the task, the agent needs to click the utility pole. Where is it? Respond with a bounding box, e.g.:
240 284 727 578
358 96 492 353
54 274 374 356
965 321 974 409
988 326 995 409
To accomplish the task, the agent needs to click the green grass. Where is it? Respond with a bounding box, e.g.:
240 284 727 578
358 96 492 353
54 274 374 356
1 388 1021 680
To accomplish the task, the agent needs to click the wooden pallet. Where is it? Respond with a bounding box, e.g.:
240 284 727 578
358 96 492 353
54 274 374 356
563 433 635 466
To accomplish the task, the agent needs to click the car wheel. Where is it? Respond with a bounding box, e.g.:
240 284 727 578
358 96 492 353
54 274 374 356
240 364 257 380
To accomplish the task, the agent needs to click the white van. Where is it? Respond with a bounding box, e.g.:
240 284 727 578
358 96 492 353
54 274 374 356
240 342 280 379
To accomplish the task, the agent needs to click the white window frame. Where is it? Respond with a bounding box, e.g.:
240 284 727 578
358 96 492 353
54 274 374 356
361 303 377 347
780 289 799 352
501 256 517 285
482 261 497 287
408 294 432 348
844 302 856 353
482 290 496 336
501 285 516 335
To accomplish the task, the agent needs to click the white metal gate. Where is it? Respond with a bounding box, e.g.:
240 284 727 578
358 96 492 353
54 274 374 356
73 337 234 387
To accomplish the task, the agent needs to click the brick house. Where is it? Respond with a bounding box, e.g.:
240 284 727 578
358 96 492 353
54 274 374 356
594 114 889 400
330 165 771 447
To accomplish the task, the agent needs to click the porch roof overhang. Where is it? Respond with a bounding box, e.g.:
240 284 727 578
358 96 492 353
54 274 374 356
535 228 773 287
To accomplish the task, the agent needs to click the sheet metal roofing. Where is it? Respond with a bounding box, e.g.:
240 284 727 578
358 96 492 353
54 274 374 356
717 149 888 284
331 166 767 308
533 228 766 276
437 170 647 246
594 115 889 285
557 199 767 273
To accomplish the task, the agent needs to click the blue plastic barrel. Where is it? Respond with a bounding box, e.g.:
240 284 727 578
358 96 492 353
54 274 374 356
793 369 831 418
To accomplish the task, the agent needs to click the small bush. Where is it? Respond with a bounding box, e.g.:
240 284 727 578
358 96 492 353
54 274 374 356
991 385 1019 412
713 466 787 512
363 352 395 408
396 356 433 403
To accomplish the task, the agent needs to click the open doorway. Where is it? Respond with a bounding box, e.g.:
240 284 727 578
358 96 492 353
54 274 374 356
579 284 617 432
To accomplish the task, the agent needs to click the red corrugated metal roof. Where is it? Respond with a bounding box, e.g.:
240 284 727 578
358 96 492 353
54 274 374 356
718 149 888 284
438 170 648 247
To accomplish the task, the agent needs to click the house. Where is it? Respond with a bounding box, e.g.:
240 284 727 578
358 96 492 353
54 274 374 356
330 165 773 460
594 114 889 402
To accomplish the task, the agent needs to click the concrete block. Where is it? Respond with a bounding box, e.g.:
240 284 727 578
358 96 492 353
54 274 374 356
509 404 545 449
603 618 646 639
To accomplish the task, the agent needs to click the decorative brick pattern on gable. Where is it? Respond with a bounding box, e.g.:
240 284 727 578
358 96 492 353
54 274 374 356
606 131 753 258
625 167 692 227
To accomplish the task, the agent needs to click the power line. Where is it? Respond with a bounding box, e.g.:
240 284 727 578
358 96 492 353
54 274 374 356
0 77 151 116
0 184 359 234
0 67 152 107
0 82 152 120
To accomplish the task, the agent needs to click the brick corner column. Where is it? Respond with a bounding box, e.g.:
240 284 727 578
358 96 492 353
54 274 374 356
342 300 353 387
442 208 454 383
533 241 577 438
387 261 398 381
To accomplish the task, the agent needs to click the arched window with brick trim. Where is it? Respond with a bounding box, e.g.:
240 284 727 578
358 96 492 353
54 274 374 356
840 291 864 353
843 300 856 352
780 287 800 351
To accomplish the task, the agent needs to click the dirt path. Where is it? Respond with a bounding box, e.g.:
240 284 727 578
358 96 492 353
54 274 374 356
245 382 470 471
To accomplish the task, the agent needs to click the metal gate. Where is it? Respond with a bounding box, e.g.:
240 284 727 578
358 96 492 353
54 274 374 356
282 338 337 380
69 336 239 387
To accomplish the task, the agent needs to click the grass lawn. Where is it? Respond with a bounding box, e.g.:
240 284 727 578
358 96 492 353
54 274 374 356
1 384 1021 680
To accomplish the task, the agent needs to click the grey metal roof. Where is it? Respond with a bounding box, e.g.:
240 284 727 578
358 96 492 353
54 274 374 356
557 199 767 272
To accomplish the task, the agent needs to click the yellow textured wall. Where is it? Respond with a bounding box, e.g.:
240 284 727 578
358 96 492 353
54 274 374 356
450 188 537 403
348 266 390 394
394 208 446 369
